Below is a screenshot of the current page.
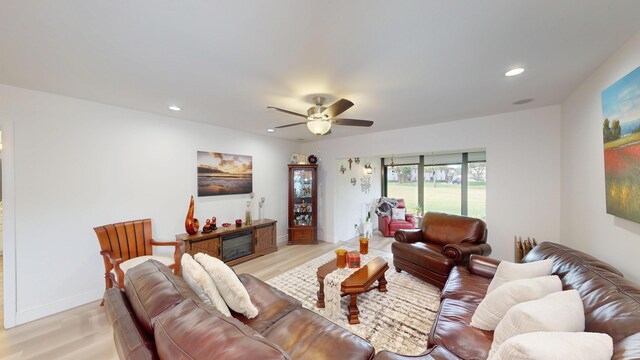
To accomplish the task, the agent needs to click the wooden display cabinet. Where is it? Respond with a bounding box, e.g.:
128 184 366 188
176 219 277 266
288 164 318 244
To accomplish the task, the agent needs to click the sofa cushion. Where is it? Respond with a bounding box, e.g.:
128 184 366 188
392 242 453 275
429 298 493 360
561 265 640 342
374 345 461 360
441 266 491 303
492 332 613 360
486 259 553 293
471 275 562 331
104 288 157 360
181 253 231 316
124 259 203 334
523 241 623 277
264 308 375 360
389 220 415 232
153 299 289 360
422 212 486 246
194 253 259 318
488 290 585 358
234 274 302 334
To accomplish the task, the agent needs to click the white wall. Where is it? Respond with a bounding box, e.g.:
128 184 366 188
0 84 298 326
302 106 563 261
332 157 381 241
561 30 640 283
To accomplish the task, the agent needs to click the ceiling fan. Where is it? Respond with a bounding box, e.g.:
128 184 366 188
267 96 373 135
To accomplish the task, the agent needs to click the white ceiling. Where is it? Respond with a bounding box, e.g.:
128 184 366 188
1 1 640 141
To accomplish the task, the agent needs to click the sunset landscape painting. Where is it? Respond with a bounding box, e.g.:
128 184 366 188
602 65 640 223
197 151 253 196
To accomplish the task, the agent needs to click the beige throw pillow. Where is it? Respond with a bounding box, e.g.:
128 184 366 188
180 254 231 317
492 332 613 360
391 208 406 220
488 289 585 359
194 253 259 319
471 275 562 330
486 259 553 293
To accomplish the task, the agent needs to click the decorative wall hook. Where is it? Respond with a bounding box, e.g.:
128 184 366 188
354 157 360 165
348 158 353 170
351 177 357 186
340 165 346 174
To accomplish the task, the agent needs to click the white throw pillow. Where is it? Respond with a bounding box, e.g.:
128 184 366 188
194 253 259 319
487 259 553 293
492 332 613 360
180 254 231 317
471 275 562 330
391 208 406 220
488 290 585 359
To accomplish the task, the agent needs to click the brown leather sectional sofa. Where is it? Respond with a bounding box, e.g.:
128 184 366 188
104 259 375 359
376 241 640 359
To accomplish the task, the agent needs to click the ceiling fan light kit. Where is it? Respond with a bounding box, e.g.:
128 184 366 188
307 119 332 135
268 95 374 136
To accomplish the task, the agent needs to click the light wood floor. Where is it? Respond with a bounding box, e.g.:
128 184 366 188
0 235 394 359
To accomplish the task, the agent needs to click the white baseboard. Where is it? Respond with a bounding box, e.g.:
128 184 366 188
15 288 103 326
277 234 288 245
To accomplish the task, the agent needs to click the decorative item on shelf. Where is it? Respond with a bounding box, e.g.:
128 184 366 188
340 165 346 174
359 238 369 255
348 158 353 170
222 222 231 227
354 157 360 165
351 177 357 186
245 192 254 225
185 195 198 235
290 153 299 164
347 251 361 268
211 216 217 230
235 219 242 227
360 176 371 194
308 154 318 164
258 196 265 221
335 249 348 268
202 219 213 233
298 154 307 164
364 163 373 174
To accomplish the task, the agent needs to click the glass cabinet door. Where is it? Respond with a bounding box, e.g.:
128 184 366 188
292 169 313 226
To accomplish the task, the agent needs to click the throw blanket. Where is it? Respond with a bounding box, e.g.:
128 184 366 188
324 252 375 319
375 197 399 218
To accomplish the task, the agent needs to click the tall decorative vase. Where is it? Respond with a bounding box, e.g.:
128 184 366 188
258 208 262 221
245 202 253 225
185 195 197 235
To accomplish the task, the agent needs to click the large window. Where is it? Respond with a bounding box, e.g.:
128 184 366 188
383 152 486 219
423 164 462 215
386 165 418 211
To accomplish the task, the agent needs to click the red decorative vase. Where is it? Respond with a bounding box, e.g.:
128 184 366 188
185 196 197 235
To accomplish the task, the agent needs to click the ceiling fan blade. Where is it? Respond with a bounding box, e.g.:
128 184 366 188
322 98 354 118
332 118 374 127
267 106 308 118
274 122 307 129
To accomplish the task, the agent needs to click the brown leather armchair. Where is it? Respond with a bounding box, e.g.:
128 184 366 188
392 212 490 289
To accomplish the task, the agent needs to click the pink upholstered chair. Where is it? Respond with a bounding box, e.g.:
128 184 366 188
378 199 416 237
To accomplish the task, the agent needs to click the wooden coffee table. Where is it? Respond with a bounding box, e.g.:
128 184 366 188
316 256 389 324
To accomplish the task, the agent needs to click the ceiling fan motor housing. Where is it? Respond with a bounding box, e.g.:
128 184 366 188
307 105 328 120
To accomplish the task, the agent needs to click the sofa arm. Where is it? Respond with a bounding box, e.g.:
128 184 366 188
442 242 492 264
468 255 500 279
394 229 423 243
374 346 461 360
405 213 416 227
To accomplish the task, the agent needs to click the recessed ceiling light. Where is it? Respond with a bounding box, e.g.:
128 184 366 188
505 68 525 77
513 98 534 105
168 106 181 111
267 128 275 132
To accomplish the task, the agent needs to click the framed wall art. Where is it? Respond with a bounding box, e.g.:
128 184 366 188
197 151 253 196
602 65 640 223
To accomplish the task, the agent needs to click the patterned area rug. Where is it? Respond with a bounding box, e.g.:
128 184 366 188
266 249 441 355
